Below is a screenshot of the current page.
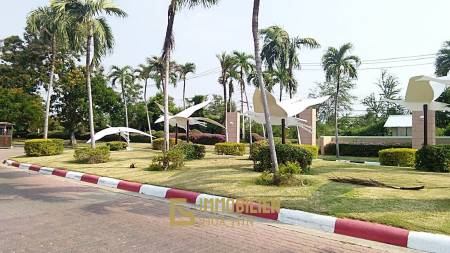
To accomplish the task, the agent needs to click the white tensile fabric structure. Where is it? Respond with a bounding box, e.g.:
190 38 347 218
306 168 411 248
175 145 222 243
154 99 224 129
383 75 450 111
247 89 329 132
87 127 153 149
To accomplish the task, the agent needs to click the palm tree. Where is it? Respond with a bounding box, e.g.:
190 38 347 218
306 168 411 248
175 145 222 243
232 51 253 139
252 0 278 172
287 37 320 98
260 25 289 71
52 0 127 148
27 6 69 139
217 52 236 141
109 65 134 129
134 63 154 139
177 62 196 109
435 41 450 77
160 0 219 153
322 43 360 158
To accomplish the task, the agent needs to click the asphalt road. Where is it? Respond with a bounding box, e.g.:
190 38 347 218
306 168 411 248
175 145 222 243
0 148 417 253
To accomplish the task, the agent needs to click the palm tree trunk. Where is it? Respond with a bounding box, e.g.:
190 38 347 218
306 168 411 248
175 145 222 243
144 79 153 142
183 77 186 109
252 0 278 173
335 76 340 158
122 79 129 128
279 82 283 101
244 83 251 145
223 78 228 142
44 36 56 139
86 30 96 149
162 3 176 155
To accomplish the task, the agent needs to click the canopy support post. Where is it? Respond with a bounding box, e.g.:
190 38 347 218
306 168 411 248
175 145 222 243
175 123 178 145
186 119 190 143
281 119 286 144
423 104 428 146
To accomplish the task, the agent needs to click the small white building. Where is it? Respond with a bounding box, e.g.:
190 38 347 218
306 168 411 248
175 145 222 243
384 115 412 136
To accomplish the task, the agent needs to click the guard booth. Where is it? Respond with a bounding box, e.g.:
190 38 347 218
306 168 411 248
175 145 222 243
0 122 13 149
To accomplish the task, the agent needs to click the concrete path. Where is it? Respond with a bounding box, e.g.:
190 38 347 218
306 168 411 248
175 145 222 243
0 148 418 252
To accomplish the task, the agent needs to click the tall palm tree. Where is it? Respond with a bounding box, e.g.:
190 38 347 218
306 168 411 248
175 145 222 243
322 43 360 158
177 62 196 109
109 65 134 129
287 37 320 98
260 25 289 71
161 0 219 153
27 6 69 139
52 0 127 149
252 0 278 172
232 51 253 139
217 52 236 141
435 41 450 77
134 63 154 139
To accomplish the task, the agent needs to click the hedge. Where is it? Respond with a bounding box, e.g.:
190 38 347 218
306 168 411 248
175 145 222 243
147 149 185 171
152 138 176 150
379 148 416 167
293 144 319 159
252 144 313 172
415 145 450 172
24 139 64 157
215 142 246 156
74 146 110 164
173 143 206 160
170 132 225 145
106 141 128 151
324 143 411 157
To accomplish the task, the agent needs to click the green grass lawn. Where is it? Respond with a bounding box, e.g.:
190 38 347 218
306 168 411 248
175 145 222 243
319 155 379 162
12 143 450 235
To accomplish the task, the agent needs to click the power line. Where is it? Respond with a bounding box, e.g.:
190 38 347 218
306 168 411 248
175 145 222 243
301 62 434 71
301 54 436 66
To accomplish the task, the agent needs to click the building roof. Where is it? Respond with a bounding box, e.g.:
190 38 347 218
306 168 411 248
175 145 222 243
384 115 412 128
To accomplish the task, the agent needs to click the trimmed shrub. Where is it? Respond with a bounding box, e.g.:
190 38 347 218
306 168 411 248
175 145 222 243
274 137 292 144
74 146 110 164
249 140 268 160
169 132 225 145
173 143 206 160
379 148 416 167
256 162 302 186
106 141 128 151
415 145 450 172
152 138 176 150
253 144 313 172
147 149 185 171
324 143 411 157
215 142 246 156
294 144 319 159
24 139 64 157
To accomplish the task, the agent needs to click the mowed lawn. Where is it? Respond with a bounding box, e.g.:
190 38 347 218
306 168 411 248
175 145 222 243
12 143 450 235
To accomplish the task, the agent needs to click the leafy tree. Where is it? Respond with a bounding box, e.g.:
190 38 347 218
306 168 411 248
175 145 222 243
322 43 360 157
252 0 279 172
160 0 219 154
135 63 154 135
0 35 49 94
309 78 357 123
177 62 196 109
0 88 44 136
435 41 450 77
52 0 127 148
27 5 70 139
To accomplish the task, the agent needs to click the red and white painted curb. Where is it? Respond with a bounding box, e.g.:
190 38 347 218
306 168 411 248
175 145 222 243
3 159 450 253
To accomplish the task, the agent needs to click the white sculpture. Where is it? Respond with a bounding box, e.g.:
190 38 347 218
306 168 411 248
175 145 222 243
87 126 153 150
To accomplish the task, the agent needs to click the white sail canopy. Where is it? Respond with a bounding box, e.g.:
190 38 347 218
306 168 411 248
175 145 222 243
87 127 153 143
383 75 450 111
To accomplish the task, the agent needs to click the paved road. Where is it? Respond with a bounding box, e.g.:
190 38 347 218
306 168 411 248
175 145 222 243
0 148 417 253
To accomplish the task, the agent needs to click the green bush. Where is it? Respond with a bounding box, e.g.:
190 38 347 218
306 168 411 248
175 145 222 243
252 144 312 172
152 138 176 150
147 149 185 171
324 143 411 157
106 141 128 151
249 140 268 160
415 145 450 172
215 142 246 156
24 139 64 157
173 143 206 160
256 162 302 186
294 144 319 159
379 148 416 167
74 146 110 164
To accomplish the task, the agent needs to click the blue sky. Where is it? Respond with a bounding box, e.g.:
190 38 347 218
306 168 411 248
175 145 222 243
2 0 450 112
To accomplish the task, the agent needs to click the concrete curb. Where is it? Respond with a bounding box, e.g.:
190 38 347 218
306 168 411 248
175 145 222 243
3 159 450 253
